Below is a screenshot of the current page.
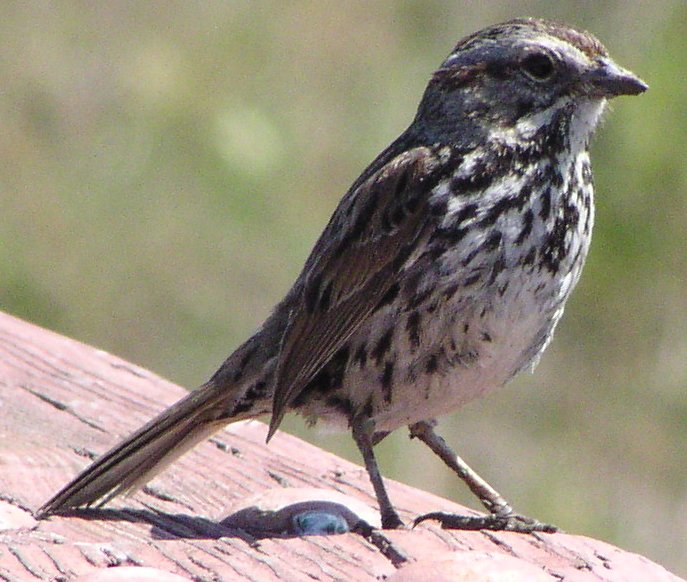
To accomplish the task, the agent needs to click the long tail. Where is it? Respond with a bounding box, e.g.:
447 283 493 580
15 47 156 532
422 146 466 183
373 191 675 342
36 326 281 518
36 300 289 518
36 379 261 517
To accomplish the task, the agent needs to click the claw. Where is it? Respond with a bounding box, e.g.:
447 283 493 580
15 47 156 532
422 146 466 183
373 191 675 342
381 511 405 530
413 511 558 533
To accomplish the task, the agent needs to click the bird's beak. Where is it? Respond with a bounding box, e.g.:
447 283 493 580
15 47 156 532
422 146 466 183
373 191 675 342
584 57 648 98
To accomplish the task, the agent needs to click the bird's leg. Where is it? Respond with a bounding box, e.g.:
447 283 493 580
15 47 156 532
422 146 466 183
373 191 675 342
409 420 512 515
351 415 403 529
408 420 557 533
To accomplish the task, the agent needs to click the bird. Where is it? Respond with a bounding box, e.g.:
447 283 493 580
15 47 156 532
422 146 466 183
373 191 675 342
37 18 647 532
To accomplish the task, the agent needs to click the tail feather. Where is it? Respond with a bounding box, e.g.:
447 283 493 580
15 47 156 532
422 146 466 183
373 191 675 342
36 380 258 517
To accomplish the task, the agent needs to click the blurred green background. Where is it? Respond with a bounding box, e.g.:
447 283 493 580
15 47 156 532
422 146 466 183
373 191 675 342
2 0 686 575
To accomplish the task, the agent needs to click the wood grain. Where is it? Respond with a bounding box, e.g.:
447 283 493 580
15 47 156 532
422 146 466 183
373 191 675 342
0 311 681 581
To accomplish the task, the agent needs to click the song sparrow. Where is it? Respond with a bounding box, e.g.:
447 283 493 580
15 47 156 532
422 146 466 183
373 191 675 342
38 18 647 531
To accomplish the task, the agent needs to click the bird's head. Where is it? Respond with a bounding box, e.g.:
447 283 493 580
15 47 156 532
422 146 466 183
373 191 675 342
414 18 647 149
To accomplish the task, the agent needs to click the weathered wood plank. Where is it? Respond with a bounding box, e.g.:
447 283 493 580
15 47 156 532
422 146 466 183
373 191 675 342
0 311 681 581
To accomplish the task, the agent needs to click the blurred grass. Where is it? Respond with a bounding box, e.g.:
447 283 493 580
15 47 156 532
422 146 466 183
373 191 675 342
2 1 686 575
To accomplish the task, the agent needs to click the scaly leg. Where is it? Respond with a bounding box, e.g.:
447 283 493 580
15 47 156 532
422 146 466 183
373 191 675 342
409 420 556 533
351 415 403 529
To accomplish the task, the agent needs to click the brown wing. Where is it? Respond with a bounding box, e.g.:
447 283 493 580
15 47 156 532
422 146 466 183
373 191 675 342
267 146 448 439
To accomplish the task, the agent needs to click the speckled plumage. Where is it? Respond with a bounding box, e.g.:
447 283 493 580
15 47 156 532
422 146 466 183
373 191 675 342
39 18 646 530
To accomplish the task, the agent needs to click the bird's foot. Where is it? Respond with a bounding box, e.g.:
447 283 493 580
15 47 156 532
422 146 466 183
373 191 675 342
413 510 558 533
381 509 405 530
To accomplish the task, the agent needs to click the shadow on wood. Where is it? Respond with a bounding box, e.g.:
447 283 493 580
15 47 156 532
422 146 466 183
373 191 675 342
0 311 681 581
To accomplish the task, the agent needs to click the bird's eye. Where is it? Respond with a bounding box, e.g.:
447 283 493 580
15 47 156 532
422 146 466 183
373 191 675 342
521 52 556 81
